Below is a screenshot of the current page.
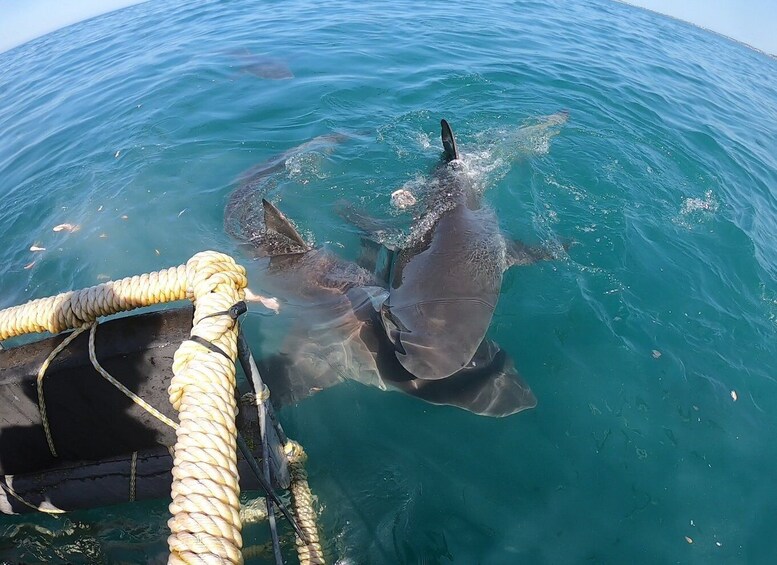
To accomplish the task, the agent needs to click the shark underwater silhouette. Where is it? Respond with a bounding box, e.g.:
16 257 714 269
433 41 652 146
224 118 567 416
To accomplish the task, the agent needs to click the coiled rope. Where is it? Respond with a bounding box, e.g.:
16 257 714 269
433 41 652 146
166 252 247 564
0 251 326 564
0 251 249 564
285 441 325 565
0 265 189 340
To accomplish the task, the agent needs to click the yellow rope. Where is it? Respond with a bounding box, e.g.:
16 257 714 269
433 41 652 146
36 323 91 457
240 386 270 407
87 322 178 430
0 265 189 340
130 451 138 502
0 478 65 514
0 251 321 564
285 441 326 565
239 497 268 525
166 252 247 565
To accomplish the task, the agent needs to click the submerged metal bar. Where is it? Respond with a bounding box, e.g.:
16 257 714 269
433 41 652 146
237 329 305 544
236 433 306 542
267 401 288 446
266 486 283 565
236 327 284 563
259 362 283 564
236 328 289 486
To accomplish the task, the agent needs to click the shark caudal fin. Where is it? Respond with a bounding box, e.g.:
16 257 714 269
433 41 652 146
440 119 460 161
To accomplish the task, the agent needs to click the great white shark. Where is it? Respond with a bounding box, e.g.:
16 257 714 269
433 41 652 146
344 119 565 381
224 196 536 416
223 126 548 416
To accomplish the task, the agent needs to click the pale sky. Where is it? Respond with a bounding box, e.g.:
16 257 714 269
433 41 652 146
0 0 774 56
0 0 146 54
624 0 776 55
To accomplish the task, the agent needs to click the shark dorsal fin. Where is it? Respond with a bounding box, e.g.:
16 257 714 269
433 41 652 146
262 199 309 249
440 119 460 161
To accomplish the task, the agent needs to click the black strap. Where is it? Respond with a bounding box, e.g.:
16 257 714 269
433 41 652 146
201 300 248 322
186 301 248 360
187 335 232 361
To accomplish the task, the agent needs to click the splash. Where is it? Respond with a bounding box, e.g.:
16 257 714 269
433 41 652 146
761 283 777 326
388 175 428 213
673 189 719 229
459 149 505 197
479 111 568 156
546 174 588 202
283 134 345 184
415 131 432 150
471 111 569 187
680 189 719 216
385 115 569 248
284 150 330 184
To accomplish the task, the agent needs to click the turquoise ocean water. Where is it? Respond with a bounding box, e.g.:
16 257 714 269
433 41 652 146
1 0 776 562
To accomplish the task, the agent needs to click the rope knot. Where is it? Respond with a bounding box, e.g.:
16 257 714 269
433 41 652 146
185 251 247 303
285 440 307 465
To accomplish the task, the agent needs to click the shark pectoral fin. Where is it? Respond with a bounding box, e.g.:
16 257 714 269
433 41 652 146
357 237 397 285
400 344 537 417
506 238 570 267
403 373 537 417
440 119 460 161
262 199 309 249
258 291 394 408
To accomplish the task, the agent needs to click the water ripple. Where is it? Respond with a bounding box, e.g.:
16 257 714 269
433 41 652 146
1 0 776 562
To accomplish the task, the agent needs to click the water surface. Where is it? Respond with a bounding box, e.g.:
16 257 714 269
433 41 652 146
1 0 776 562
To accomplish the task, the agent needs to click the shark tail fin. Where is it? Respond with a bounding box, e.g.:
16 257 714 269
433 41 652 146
440 119 460 161
262 199 309 249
